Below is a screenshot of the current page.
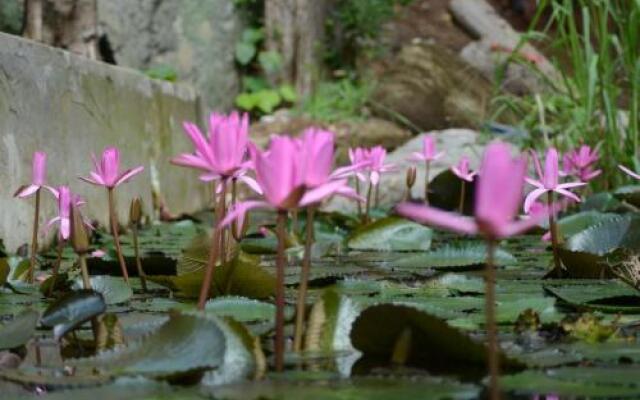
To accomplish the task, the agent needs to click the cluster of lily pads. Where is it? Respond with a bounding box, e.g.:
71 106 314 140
5 110 640 398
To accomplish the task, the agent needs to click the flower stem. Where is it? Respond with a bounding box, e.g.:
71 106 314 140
28 189 41 283
275 210 288 372
485 239 500 400
355 178 362 217
197 180 227 310
230 178 238 243
459 181 466 214
424 161 430 204
364 181 373 224
108 189 129 285
79 253 99 339
293 207 315 352
131 224 147 292
547 191 562 273
48 239 64 297
374 182 380 208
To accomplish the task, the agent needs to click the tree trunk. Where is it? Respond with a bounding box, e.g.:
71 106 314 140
264 0 330 97
23 0 43 41
23 0 98 60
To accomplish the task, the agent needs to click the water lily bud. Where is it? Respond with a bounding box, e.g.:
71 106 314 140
129 197 142 225
406 166 417 189
70 205 90 254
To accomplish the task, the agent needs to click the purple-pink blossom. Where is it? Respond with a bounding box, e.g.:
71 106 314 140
80 147 144 189
523 148 585 213
397 141 540 239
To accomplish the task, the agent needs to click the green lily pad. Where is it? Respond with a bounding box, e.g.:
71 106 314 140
544 280 640 313
567 214 640 255
555 211 620 240
391 243 516 270
41 290 107 340
0 309 39 350
150 252 275 300
502 367 640 397
68 311 226 380
350 303 523 376
347 217 433 251
204 296 284 323
72 276 133 305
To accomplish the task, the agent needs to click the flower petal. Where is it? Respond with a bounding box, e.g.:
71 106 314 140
115 166 145 187
299 180 353 207
523 188 549 213
395 202 478 235
619 165 640 180
14 184 40 198
219 200 271 228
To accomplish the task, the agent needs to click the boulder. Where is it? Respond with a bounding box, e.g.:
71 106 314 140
371 43 493 131
97 0 242 110
250 113 412 163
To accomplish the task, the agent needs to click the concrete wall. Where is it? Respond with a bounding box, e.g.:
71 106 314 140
0 32 209 250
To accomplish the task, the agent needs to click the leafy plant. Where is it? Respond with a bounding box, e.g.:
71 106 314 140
143 65 178 82
492 0 640 190
297 77 374 122
325 0 414 69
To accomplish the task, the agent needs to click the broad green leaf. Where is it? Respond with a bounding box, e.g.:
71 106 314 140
41 290 106 340
347 217 433 251
254 89 282 114
544 280 640 313
235 41 256 65
235 92 257 111
502 367 640 397
68 311 226 380
0 309 39 350
258 51 282 74
279 84 297 102
566 214 640 255
350 304 523 374
391 243 515 270
72 275 133 305
204 296 285 323
241 27 263 44
555 211 619 239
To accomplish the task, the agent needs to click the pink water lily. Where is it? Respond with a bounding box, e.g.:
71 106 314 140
171 111 260 192
619 164 640 180
14 151 53 198
220 135 359 226
80 147 144 188
410 134 444 163
397 141 539 239
523 148 586 213
562 145 601 182
45 186 88 240
367 146 396 186
451 156 477 182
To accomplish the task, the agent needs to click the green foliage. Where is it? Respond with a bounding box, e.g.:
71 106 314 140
492 0 640 189
235 85 297 114
143 65 178 82
298 78 374 122
325 0 413 69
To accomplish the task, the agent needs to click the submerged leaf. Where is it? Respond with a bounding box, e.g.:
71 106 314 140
347 217 433 251
350 304 522 376
72 276 133 305
41 290 106 340
544 280 640 313
0 309 39 350
68 311 226 380
391 243 516 270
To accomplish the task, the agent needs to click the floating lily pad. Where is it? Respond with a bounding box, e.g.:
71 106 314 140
0 309 39 350
567 214 640 255
204 296 281 323
41 290 107 340
614 185 640 207
391 243 516 270
502 367 640 397
347 217 433 251
68 311 226 380
555 211 620 240
350 303 522 376
544 280 640 313
150 252 275 300
72 276 133 305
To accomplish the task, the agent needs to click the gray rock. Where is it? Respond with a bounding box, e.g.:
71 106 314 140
97 0 242 110
0 32 208 250
371 43 494 131
323 129 484 212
